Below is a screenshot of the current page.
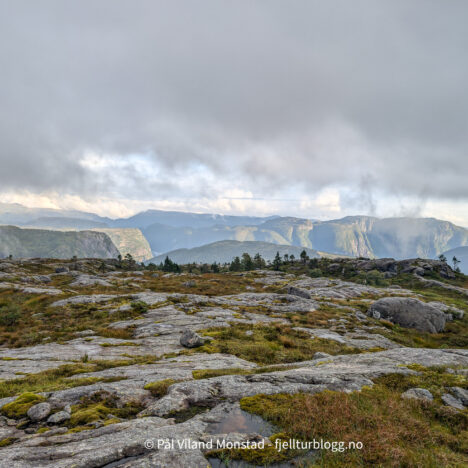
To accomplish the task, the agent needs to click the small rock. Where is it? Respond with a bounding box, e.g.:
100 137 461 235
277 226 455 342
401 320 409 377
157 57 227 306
180 329 205 348
24 427 36 434
55 267 69 273
182 280 196 288
64 404 72 414
449 387 468 406
47 411 70 424
75 330 96 337
401 388 433 401
313 352 332 360
27 403 51 422
245 330 253 336
441 393 465 410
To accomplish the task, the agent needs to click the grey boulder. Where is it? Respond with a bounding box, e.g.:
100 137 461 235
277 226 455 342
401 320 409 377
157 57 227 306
441 393 465 410
180 329 205 348
368 297 447 333
449 387 468 406
401 388 433 401
47 411 71 424
287 286 312 299
27 402 51 422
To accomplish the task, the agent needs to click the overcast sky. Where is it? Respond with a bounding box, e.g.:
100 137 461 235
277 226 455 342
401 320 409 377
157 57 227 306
0 1 467 224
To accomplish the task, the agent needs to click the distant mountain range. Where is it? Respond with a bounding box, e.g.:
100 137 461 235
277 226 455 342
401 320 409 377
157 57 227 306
150 240 320 264
1 202 468 264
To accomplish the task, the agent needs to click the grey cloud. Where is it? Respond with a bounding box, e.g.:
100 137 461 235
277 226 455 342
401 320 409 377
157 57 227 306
0 0 467 203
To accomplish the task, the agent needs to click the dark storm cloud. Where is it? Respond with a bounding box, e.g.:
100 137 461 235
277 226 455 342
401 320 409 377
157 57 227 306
0 0 467 200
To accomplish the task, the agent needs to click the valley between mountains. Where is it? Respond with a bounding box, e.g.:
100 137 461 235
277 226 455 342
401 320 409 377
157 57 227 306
0 256 466 467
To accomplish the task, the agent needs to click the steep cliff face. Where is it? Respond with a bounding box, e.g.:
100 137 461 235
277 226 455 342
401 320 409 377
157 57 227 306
93 228 153 262
0 226 119 259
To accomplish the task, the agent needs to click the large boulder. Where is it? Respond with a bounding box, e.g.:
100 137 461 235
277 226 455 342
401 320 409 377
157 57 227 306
367 297 447 333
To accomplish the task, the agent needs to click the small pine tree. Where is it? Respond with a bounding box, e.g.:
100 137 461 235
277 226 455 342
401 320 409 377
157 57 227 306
211 262 220 273
241 253 254 271
253 253 266 269
452 256 461 271
300 250 308 264
230 256 241 272
438 254 447 263
273 252 282 271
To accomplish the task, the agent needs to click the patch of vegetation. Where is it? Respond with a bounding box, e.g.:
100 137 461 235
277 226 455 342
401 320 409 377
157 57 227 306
374 315 468 349
0 302 21 328
198 323 360 365
68 391 143 427
0 437 18 447
376 365 467 401
143 378 182 397
1 392 45 418
207 432 306 466
238 386 468 467
0 357 158 398
0 290 145 347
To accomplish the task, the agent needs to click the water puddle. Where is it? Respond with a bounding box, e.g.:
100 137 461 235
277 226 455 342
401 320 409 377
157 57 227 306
207 454 316 468
207 406 277 437
206 406 317 467
101 455 145 467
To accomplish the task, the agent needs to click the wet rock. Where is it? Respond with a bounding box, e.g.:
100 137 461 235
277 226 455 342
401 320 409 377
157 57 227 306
27 402 51 422
401 388 433 401
180 329 205 348
368 297 447 333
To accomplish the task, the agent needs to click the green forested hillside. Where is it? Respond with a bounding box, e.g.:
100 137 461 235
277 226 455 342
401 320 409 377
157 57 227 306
150 240 319 264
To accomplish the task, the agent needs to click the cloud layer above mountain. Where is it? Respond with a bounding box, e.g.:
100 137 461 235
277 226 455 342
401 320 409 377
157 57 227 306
0 1 467 222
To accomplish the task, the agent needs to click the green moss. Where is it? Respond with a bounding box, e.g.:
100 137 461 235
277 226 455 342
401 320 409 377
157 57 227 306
68 392 143 427
198 323 360 365
143 379 181 397
36 427 50 434
1 392 45 419
0 437 18 447
66 425 93 434
0 357 157 399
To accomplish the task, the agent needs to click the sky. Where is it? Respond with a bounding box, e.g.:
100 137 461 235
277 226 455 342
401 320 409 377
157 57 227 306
0 1 467 225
